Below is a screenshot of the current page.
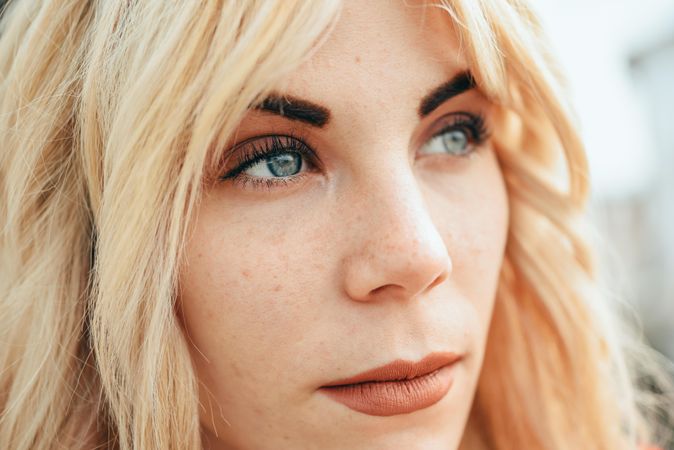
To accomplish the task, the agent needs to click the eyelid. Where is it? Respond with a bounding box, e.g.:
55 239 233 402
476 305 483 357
222 131 307 161
219 132 317 180
418 111 490 147
222 133 295 166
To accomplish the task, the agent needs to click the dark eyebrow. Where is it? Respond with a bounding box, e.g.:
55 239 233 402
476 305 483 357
418 71 476 118
254 94 331 128
253 71 473 126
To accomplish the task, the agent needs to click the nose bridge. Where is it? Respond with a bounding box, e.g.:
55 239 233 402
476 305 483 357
341 164 452 303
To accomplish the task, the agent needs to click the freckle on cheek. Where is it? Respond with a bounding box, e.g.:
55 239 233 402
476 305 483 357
242 270 251 279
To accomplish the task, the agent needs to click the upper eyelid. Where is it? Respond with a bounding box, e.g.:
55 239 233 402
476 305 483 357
437 115 487 138
430 111 486 130
414 110 490 147
229 133 293 152
226 130 313 155
222 133 306 163
220 133 316 178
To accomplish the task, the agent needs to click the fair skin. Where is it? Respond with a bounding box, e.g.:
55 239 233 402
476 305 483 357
178 1 508 449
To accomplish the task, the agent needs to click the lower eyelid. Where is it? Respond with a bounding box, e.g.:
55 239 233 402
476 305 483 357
232 171 311 192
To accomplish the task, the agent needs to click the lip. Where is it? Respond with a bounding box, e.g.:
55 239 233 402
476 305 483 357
319 352 462 416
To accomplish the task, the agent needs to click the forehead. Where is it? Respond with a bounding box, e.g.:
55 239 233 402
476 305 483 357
276 0 467 120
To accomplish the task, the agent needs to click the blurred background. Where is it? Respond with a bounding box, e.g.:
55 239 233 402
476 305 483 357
533 0 674 361
533 0 674 442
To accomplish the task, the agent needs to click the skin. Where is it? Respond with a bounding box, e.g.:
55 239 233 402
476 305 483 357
178 1 509 449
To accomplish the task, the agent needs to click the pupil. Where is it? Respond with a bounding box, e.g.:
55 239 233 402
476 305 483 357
266 153 302 177
442 130 468 153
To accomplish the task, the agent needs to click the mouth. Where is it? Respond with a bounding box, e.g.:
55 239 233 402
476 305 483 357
318 352 462 416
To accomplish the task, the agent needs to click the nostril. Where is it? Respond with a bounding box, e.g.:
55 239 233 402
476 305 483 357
370 283 402 297
426 271 448 292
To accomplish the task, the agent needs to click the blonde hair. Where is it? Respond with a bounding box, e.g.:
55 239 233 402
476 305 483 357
0 1 670 449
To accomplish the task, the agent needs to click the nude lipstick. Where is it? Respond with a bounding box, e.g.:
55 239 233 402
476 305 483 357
319 352 461 416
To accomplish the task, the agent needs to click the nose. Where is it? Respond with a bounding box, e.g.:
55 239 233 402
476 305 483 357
341 169 452 303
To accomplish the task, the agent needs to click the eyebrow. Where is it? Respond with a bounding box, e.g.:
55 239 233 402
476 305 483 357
253 70 475 127
418 70 476 118
254 95 331 128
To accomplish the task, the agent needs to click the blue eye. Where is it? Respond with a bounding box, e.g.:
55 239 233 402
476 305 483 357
421 128 471 156
419 112 489 157
219 135 317 190
245 152 303 178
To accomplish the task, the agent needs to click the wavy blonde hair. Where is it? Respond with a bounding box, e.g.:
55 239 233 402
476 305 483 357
0 0 671 449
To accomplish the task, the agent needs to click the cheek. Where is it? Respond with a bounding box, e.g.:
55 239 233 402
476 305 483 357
426 150 509 308
177 203 329 387
182 233 283 326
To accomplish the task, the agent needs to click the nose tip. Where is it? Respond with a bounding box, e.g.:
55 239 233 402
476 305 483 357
339 156 455 304
343 223 453 303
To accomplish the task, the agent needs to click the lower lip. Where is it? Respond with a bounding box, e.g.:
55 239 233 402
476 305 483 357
319 364 455 416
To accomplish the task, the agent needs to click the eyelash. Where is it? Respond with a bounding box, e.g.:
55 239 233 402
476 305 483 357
436 112 490 150
219 112 490 192
219 134 318 191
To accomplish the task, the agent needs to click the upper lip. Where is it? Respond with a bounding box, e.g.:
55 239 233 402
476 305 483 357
321 351 463 387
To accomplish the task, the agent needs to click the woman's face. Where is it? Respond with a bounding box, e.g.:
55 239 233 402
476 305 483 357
178 1 508 449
